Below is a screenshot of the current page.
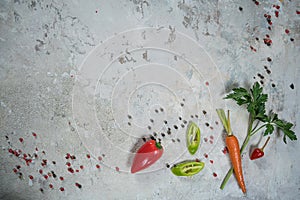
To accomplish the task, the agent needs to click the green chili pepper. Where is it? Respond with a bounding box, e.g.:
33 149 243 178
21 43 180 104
171 161 205 176
187 122 201 155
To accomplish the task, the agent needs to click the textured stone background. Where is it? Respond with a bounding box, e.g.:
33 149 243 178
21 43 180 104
0 0 299 199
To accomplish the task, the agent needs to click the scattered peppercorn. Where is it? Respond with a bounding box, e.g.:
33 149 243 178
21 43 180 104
290 83 294 89
75 182 82 189
239 7 243 11
271 83 276 88
267 57 272 62
173 125 178 129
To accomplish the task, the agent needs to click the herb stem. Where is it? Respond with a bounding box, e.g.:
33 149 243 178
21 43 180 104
250 124 267 136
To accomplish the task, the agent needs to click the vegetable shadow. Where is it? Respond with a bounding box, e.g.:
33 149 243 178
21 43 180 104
126 135 150 168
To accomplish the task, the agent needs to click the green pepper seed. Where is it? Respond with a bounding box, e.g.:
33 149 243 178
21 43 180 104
171 161 205 176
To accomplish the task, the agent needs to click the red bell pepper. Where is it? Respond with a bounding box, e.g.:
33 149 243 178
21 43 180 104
131 140 163 173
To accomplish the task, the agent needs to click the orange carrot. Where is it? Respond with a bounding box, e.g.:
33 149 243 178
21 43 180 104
226 111 246 193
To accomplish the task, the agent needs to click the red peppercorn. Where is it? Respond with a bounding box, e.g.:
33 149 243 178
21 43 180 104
65 153 71 159
29 175 34 180
96 164 100 169
116 167 120 172
32 132 37 138
66 162 71 167
60 187 65 192
285 29 290 34
86 154 91 159
204 153 208 158
210 160 214 164
13 168 18 173
75 182 82 188
16 165 21 169
80 165 84 169
19 138 24 143
44 175 48 179
39 169 43 174
275 11 279 17
49 184 53 189
213 172 218 177
59 176 64 181
67 168 74 173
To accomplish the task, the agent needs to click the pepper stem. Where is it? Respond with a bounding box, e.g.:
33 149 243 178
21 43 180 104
261 136 270 151
155 142 162 149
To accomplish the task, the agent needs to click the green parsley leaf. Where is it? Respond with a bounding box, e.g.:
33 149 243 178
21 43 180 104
264 123 274 136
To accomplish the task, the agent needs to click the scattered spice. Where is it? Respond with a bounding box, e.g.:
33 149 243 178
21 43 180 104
86 154 91 159
239 7 243 11
267 57 272 62
67 168 74 173
285 29 290 34
173 125 178 130
213 172 218 177
32 132 37 138
59 176 64 181
19 138 24 143
290 83 294 90
96 164 101 169
60 187 65 192
75 182 82 189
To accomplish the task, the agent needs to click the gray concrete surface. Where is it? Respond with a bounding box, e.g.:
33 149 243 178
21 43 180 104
0 0 299 199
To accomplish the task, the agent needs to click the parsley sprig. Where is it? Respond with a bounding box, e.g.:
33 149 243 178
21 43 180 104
219 82 297 190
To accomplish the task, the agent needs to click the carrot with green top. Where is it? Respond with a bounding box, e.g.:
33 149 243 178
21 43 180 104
217 109 246 193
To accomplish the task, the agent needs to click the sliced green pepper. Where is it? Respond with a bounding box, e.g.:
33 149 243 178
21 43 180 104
187 122 201 155
171 161 205 176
